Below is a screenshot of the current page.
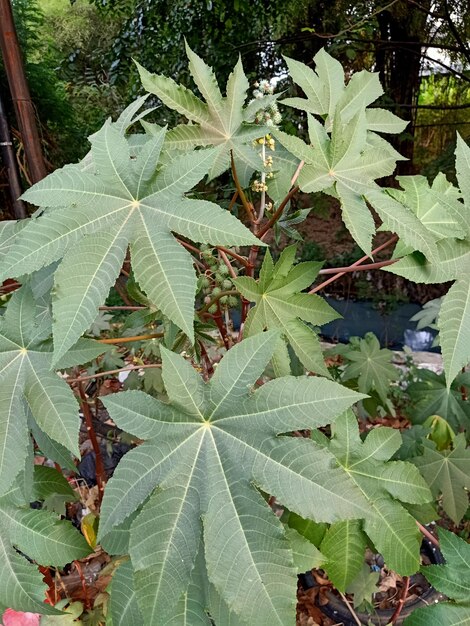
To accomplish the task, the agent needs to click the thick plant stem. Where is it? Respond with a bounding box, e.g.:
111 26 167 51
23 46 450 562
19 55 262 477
318 259 397 274
77 383 106 501
258 186 299 238
231 151 256 223
309 235 398 294
390 576 410 625
416 521 439 547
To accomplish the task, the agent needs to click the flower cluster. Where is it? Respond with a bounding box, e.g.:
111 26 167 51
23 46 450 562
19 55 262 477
251 79 282 127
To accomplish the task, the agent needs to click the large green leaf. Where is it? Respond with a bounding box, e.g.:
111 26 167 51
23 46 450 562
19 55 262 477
137 44 269 180
98 331 371 625
404 529 470 626
235 245 338 376
1 123 259 362
323 411 432 574
281 50 403 134
388 175 466 241
274 110 414 255
387 135 470 386
412 434 470 524
404 603 470 626
0 288 100 491
406 369 470 432
0 483 89 614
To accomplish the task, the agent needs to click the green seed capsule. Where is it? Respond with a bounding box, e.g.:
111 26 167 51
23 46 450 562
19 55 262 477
214 273 224 285
218 264 230 276
208 304 218 314
222 279 232 290
212 287 222 296
220 295 229 305
228 296 238 307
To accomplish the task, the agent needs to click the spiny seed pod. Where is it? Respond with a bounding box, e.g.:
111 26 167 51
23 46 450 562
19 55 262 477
222 279 232 290
214 273 224 285
220 295 229 305
212 287 222 296
208 304 218 314
218 264 230 276
200 276 210 288
228 296 238 307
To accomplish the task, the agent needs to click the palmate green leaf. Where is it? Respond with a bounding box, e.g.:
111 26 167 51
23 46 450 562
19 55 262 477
1 124 259 362
406 370 470 432
0 287 108 489
282 50 402 134
323 411 432 574
274 110 414 256
235 246 338 376
388 135 470 386
412 435 470 524
339 332 399 404
0 483 89 614
404 529 470 626
320 520 367 592
388 175 466 241
98 331 371 626
403 603 470 626
137 44 269 180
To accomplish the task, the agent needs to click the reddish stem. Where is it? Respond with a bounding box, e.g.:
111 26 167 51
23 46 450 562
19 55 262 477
74 560 91 610
77 383 106 501
231 151 256 223
416 521 440 547
258 186 299 238
218 249 238 280
309 235 398 294
216 245 249 267
213 302 231 350
318 258 397 274
390 576 410 625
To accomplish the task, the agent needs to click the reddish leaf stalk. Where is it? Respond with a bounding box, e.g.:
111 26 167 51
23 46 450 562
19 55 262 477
231 151 256 223
390 576 410 624
216 245 249 267
212 302 231 350
416 521 440 547
73 560 91 610
258 185 299 238
309 235 398 294
318 258 397 274
77 383 106 501
218 249 238 280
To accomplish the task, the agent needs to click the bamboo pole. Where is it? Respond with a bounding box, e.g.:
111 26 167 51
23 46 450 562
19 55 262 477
0 0 47 184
